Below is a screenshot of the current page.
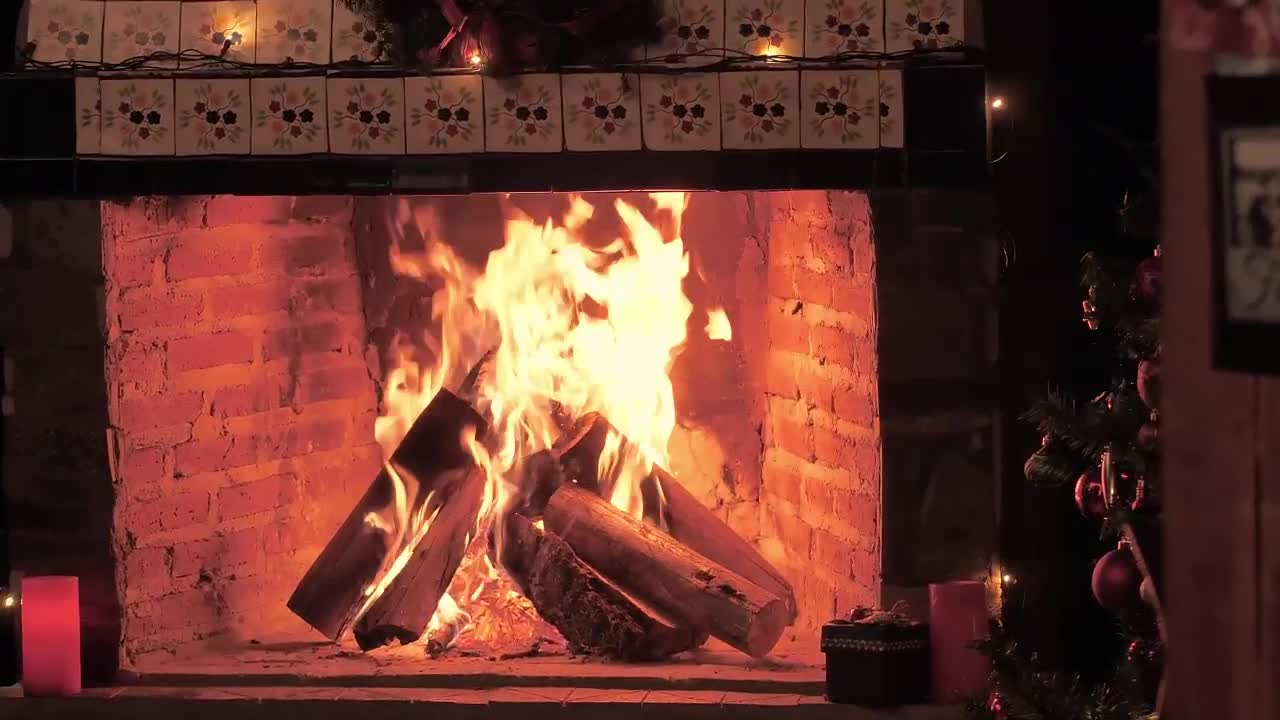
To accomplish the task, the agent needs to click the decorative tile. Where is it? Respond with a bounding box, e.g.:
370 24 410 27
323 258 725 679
179 1 255 65
100 78 174 155
800 69 877 148
720 71 798 149
805 0 882 56
483 75 563 153
252 76 327 154
175 78 250 155
885 0 963 52
331 0 388 62
404 75 483 154
561 73 641 151
75 76 100 154
256 0 330 64
878 68 903 148
25 0 104 63
327 77 405 154
648 0 723 64
726 0 802 58
640 74 720 151
103 1 179 65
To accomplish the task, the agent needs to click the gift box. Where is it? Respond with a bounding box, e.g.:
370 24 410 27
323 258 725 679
821 605 930 707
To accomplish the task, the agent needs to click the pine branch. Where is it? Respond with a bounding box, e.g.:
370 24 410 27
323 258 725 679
1023 439 1091 487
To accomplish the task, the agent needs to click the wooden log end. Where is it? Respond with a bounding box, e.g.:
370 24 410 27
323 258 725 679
743 596 790 658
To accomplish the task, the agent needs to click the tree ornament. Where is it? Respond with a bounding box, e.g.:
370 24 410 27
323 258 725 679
1137 358 1161 410
1137 420 1159 450
1099 444 1118 510
1092 543 1144 612
1082 299 1100 330
1074 467 1108 518
1140 575 1158 608
987 689 1009 719
1130 247 1163 309
1130 473 1148 511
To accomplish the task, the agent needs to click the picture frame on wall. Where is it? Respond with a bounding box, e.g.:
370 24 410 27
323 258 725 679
1208 75 1280 374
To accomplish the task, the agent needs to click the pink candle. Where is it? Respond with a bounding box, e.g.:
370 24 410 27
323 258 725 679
21 576 81 696
928 580 989 703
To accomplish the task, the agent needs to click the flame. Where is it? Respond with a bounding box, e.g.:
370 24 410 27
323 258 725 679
706 308 732 341
357 193 698 652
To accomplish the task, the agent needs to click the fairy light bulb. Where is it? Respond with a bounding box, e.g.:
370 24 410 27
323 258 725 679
990 96 1005 110
469 52 483 67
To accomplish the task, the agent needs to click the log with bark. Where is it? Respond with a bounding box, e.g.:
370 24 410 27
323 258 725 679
539 480 789 658
287 352 494 641
501 510 707 660
547 412 797 622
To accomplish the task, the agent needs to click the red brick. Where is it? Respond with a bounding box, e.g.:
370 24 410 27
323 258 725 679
123 546 170 598
812 229 850 272
768 225 808 266
206 283 291 318
834 384 874 426
166 230 254 281
128 491 210 535
117 446 167 484
832 278 873 318
218 474 298 520
204 196 292 227
762 456 803 508
851 550 878 585
796 371 835 412
171 527 262 577
854 443 880 477
168 332 254 371
282 420 347 457
812 528 854 576
211 380 285 417
813 425 857 467
297 364 371 404
765 352 799 399
263 321 346 361
108 242 165 289
295 278 362 314
763 505 812 559
812 325 857 369
851 234 874 276
770 413 812 461
173 437 233 477
769 312 809 355
117 290 203 332
119 391 203 430
262 233 346 275
291 196 353 224
795 268 834 306
217 419 348 471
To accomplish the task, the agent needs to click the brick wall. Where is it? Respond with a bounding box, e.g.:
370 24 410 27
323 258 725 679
100 196 381 664
758 191 882 632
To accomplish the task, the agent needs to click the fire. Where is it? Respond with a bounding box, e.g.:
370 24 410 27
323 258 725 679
353 193 730 653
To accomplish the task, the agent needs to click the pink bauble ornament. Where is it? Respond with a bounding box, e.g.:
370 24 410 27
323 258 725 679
1092 545 1144 612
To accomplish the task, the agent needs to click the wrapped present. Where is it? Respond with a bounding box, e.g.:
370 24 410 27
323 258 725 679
821 603 930 707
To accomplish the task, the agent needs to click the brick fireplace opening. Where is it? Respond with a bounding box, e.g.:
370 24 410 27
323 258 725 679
2 188 996 688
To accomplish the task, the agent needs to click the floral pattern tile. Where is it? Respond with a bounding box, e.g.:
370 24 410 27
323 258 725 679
101 78 174 155
26 0 104 63
641 74 719 151
256 0 330 64
726 0 801 58
404 75 483 154
721 71 798 149
252 76 327 154
805 0 882 55
175 78 249 155
878 68 903 148
800 70 876 148
327 78 405 154
562 73 641 151
648 0 723 64
179 0 255 65
103 1 179 65
75 76 100 154
886 0 962 52
331 0 388 62
483 75 563 153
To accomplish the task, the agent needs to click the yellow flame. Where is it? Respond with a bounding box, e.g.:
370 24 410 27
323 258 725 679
706 308 732 341
359 193 696 650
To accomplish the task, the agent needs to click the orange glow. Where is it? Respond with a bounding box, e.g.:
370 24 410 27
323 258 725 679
469 53 483 66
355 194 698 652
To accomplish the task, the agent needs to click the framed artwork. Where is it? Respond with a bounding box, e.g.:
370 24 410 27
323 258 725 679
1209 75 1280 374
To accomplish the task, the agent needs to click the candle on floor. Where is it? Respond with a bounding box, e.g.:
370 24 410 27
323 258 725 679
20 576 81 696
928 580 988 703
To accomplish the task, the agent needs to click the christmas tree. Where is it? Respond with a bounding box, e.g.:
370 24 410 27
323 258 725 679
972 222 1164 719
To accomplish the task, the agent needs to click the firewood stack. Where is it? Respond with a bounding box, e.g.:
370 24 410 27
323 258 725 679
287 370 796 661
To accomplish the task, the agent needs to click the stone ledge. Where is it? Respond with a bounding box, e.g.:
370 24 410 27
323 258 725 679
0 687 964 720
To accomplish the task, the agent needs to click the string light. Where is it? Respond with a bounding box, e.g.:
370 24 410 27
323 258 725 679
469 52 483 67
990 96 1006 110
2 594 13 609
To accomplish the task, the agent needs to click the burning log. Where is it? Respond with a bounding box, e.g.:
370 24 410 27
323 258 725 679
539 480 789 658
501 511 707 660
550 412 797 622
288 352 495 641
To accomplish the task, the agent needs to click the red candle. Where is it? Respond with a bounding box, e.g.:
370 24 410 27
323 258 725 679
928 580 988 703
21 576 81 696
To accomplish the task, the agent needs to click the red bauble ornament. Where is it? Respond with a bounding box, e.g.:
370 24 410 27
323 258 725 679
1137 421 1159 450
1130 253 1162 308
1092 545 1144 612
1137 358 1161 411
1074 467 1108 518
